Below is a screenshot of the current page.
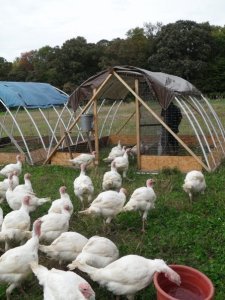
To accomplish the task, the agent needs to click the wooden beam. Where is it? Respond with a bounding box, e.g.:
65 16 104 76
113 71 210 172
43 73 113 165
93 88 99 164
135 79 140 169
140 155 203 173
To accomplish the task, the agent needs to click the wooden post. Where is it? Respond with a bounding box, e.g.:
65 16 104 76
135 79 141 169
93 89 99 165
43 73 113 165
113 71 210 172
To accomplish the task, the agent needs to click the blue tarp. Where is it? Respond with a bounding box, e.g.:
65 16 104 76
0 82 68 108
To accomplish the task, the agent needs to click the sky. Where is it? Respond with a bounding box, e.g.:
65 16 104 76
1 0 225 62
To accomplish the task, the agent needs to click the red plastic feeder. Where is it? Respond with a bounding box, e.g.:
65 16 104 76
153 264 214 300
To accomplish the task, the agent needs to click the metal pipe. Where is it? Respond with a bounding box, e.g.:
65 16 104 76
23 107 47 151
0 109 9 137
53 106 73 145
63 103 85 142
10 106 20 136
99 101 117 138
108 100 123 136
201 95 225 141
191 96 225 155
0 120 25 155
38 108 59 146
176 98 212 169
0 100 33 164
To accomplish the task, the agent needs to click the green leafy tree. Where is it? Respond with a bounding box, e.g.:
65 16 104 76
98 38 126 69
123 27 151 67
30 46 61 86
98 27 152 69
58 37 101 86
202 25 225 96
8 51 35 81
143 22 162 38
0 57 12 80
147 20 213 88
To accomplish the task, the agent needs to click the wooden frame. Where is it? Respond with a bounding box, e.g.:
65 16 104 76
47 133 203 172
39 70 225 173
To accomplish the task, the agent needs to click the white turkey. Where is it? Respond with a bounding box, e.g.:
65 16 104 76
0 218 42 300
111 140 122 152
130 144 137 159
68 235 119 270
68 151 96 168
112 148 130 178
74 164 94 209
123 179 156 232
40 205 71 244
79 188 127 227
102 161 122 191
103 145 126 163
75 254 181 300
39 231 88 265
130 142 149 157
13 173 33 193
0 195 31 250
0 154 22 177
5 178 21 210
48 186 73 216
6 177 51 211
0 171 19 203
30 262 95 300
182 170 206 203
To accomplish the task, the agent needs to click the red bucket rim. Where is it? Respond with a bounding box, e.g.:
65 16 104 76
153 264 215 300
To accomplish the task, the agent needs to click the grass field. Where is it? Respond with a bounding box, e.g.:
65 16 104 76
0 149 225 299
0 98 224 299
1 98 225 139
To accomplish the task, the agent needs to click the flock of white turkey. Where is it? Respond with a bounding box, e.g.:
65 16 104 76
0 144 206 299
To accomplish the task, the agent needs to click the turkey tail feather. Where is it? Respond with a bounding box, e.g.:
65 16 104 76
38 197 51 205
78 209 90 215
39 244 49 253
75 261 97 277
30 262 48 283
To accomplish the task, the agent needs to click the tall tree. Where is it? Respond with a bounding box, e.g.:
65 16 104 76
202 25 225 95
147 20 213 89
98 38 126 69
8 51 35 81
59 37 101 86
0 57 12 80
29 46 61 86
98 27 153 69
123 27 151 67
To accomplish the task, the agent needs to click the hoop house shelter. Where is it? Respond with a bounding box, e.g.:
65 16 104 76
45 66 225 172
0 82 76 165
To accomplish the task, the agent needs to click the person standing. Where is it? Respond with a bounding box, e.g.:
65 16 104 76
160 102 182 155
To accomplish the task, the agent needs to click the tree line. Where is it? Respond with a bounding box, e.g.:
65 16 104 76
0 20 225 97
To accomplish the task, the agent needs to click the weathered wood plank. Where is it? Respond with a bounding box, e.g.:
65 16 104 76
140 155 202 173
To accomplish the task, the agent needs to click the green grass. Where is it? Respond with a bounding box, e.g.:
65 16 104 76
0 99 225 299
0 153 225 299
